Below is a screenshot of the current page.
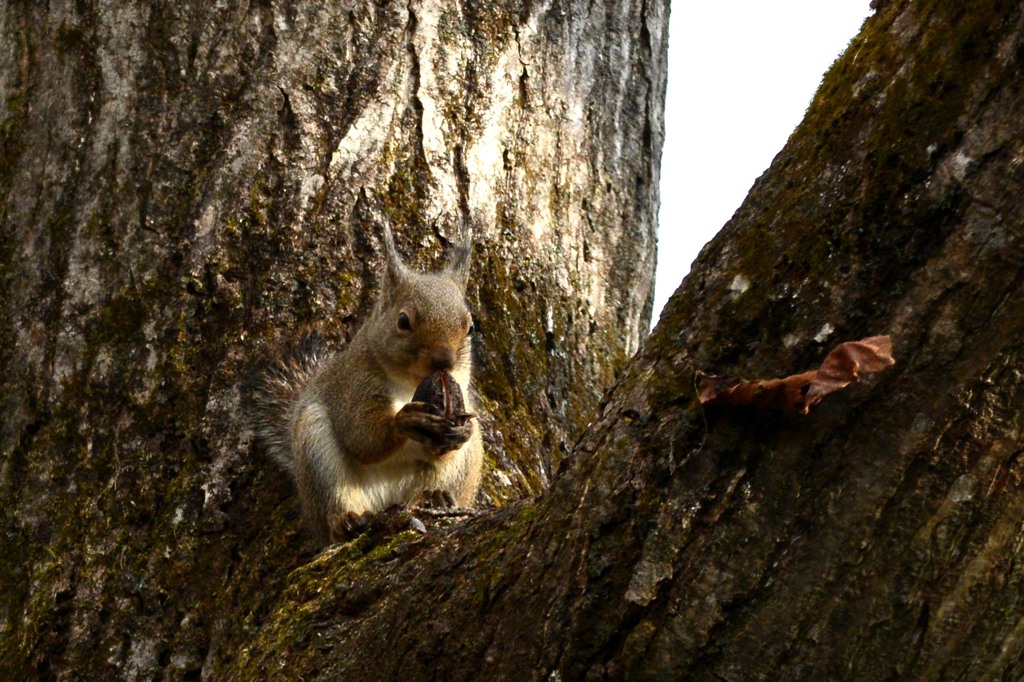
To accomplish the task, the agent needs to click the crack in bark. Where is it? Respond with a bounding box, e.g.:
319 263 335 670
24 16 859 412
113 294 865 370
452 142 472 237
404 0 427 167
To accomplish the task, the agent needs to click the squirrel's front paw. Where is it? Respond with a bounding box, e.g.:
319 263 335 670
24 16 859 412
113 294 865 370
395 401 448 439
396 401 473 456
434 416 473 453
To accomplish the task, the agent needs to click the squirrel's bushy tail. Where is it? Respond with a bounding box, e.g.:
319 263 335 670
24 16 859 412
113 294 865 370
253 331 327 475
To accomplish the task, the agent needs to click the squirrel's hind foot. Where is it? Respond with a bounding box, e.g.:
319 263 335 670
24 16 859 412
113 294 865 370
413 489 456 509
328 510 373 543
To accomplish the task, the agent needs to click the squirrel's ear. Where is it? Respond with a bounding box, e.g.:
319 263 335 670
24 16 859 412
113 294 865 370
382 222 407 292
446 239 472 291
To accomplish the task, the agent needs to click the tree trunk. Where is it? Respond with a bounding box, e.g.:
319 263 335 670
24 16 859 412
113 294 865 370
6 0 1024 680
0 0 662 679
233 1 1024 679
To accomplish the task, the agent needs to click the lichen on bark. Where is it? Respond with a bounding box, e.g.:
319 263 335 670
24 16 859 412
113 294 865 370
0 0 662 678
9 0 1024 679
238 1 1024 678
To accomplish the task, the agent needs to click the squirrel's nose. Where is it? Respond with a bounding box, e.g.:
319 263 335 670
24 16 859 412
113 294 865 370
428 350 456 372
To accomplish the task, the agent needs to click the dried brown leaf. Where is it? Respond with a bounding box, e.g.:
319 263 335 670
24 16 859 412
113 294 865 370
698 336 896 414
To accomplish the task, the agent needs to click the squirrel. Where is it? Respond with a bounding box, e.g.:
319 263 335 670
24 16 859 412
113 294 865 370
255 225 483 545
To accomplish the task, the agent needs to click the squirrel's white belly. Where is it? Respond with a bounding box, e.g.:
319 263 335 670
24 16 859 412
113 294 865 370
336 376 474 514
337 444 469 513
297 375 474 515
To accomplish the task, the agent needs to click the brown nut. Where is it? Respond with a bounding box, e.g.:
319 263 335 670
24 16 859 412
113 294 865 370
412 369 469 421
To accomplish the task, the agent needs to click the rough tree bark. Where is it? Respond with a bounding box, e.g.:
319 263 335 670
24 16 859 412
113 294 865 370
0 0 663 679
230 2 1024 679
5 1 1024 681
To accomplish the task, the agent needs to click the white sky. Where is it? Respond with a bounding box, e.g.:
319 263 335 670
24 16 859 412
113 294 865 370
653 2 872 322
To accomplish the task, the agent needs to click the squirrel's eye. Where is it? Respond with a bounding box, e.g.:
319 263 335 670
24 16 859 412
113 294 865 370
397 312 412 332
467 318 475 336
